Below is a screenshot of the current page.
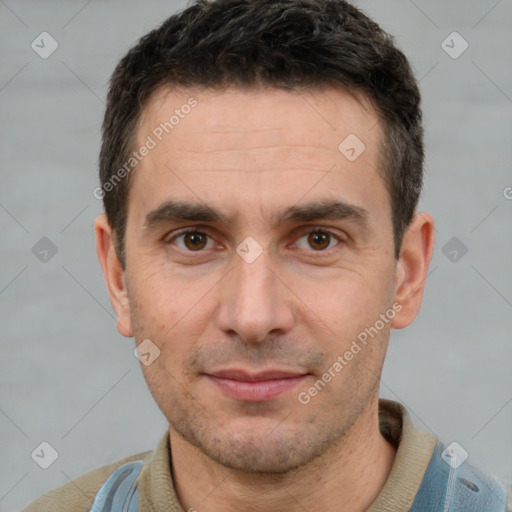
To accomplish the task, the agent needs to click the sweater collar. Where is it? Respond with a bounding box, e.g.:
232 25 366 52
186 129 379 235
138 398 437 512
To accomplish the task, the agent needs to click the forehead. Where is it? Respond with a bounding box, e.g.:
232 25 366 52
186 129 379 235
137 84 381 157
128 85 388 227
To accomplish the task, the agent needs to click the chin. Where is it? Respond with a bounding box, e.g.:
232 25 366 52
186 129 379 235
172 413 337 474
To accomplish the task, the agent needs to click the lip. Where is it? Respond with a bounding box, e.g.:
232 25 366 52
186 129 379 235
205 369 309 402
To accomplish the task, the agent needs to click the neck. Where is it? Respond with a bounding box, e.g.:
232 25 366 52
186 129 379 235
169 395 396 512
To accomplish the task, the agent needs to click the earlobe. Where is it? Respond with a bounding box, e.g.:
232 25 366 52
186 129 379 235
94 214 134 338
391 212 435 330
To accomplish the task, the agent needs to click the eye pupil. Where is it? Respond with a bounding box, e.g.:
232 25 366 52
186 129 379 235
308 231 330 250
185 232 207 250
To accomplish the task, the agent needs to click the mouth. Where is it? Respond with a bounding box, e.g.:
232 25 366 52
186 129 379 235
204 369 310 402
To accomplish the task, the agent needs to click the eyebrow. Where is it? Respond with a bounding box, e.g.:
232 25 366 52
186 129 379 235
143 199 368 230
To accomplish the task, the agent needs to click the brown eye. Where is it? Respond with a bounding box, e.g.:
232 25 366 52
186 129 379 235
184 232 207 250
295 229 340 252
307 231 331 250
172 230 213 251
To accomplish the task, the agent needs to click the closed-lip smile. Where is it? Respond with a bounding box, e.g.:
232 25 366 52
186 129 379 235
205 368 309 401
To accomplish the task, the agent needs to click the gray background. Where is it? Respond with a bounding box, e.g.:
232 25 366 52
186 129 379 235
1 0 511 510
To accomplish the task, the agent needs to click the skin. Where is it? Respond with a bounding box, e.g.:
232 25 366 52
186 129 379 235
96 85 434 512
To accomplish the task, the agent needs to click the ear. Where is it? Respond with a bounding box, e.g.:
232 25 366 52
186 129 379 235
391 212 435 329
94 214 133 337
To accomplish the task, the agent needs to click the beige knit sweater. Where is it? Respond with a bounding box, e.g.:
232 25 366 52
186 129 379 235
22 399 511 512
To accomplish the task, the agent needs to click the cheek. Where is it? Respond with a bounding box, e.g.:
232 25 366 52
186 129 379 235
128 270 210 366
129 260 189 317
295 265 394 335
127 269 177 344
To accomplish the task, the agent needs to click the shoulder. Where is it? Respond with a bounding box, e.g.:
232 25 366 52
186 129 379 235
21 450 152 512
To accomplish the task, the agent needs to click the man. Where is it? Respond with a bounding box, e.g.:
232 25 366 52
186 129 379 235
23 0 511 511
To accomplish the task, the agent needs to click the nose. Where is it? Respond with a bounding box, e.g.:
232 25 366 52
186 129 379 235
215 247 295 344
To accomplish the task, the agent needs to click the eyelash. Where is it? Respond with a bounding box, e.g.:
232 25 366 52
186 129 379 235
165 227 344 257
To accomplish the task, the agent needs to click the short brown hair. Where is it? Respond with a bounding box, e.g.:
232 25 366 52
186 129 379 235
99 0 424 266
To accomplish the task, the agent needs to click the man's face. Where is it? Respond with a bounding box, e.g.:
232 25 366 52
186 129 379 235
120 86 401 472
